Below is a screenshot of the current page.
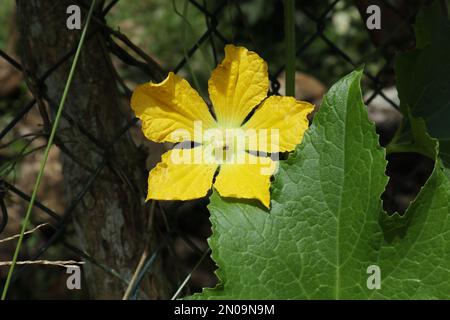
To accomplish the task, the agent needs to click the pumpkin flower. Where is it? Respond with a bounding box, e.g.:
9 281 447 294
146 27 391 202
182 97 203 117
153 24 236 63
131 45 313 207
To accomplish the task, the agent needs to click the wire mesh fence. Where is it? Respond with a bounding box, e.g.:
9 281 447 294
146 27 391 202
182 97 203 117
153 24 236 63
0 0 422 299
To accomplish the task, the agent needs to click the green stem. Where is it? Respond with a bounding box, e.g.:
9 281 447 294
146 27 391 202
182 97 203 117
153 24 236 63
284 0 296 97
172 0 205 97
170 248 211 300
1 0 98 300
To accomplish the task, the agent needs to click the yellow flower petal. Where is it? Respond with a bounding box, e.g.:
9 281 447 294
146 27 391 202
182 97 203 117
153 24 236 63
131 72 216 143
242 96 314 153
213 153 278 208
147 147 218 201
209 44 269 128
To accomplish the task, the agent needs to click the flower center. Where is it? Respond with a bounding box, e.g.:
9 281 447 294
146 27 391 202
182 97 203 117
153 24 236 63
203 129 246 164
210 138 233 163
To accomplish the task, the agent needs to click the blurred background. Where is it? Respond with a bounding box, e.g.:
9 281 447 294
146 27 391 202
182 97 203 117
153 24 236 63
0 0 442 299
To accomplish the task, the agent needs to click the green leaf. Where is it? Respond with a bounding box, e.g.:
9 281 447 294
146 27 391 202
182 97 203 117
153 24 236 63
190 69 450 299
395 37 450 139
441 141 450 168
374 161 450 299
394 1 450 164
386 106 436 160
414 1 447 49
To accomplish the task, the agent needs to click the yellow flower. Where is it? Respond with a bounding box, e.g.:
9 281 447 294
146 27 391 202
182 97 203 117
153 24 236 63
131 45 313 208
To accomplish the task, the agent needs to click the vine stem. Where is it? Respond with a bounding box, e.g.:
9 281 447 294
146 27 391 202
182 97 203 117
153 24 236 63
1 0 98 300
170 248 211 300
284 0 296 97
